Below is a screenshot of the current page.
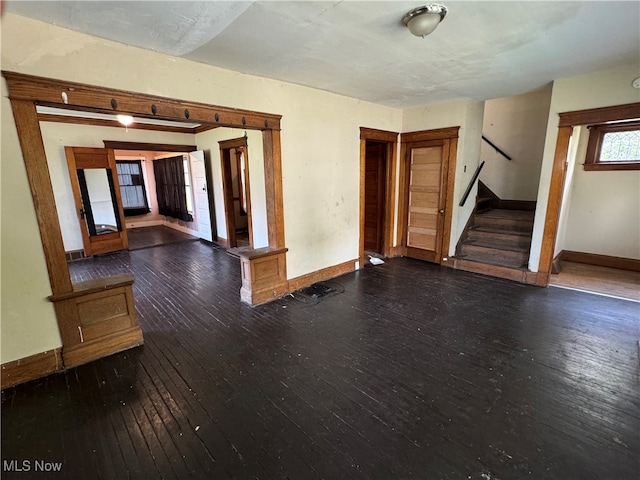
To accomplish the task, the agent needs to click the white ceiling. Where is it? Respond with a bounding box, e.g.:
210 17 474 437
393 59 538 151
7 1 640 108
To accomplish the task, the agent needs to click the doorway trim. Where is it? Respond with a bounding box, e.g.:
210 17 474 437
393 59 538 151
397 127 459 264
537 101 640 285
3 71 287 366
219 136 252 248
359 127 398 262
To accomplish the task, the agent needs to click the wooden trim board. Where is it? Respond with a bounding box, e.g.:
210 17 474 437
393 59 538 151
288 259 357 292
559 250 640 272
558 102 640 127
1 349 63 390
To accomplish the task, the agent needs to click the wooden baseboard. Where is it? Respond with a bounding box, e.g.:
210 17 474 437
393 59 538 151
63 326 144 369
559 250 640 272
1 348 63 390
288 259 357 292
215 236 229 248
451 257 543 286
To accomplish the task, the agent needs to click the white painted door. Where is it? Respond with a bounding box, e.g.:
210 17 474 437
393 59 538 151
189 150 213 242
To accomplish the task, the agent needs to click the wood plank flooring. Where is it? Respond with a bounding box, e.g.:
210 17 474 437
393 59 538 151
2 241 639 479
127 225 198 251
550 261 640 302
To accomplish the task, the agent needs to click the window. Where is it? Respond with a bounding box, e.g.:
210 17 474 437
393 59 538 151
584 121 640 171
116 160 151 216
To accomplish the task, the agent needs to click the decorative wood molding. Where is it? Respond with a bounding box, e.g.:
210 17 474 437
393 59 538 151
38 113 202 134
262 129 286 249
238 247 289 306
1 349 63 390
401 126 460 143
103 141 197 152
3 70 287 349
359 128 399 259
3 71 282 130
359 127 398 142
452 258 541 285
537 126 573 283
558 102 640 127
288 259 357 292
49 273 143 368
558 250 640 272
583 162 640 171
9 99 73 294
441 136 458 260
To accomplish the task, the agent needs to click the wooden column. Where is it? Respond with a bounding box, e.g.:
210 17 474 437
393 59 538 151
537 126 573 285
49 274 143 368
262 129 286 249
9 99 72 294
238 247 289 306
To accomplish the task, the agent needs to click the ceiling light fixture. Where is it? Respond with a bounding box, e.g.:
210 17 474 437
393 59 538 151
403 4 447 38
116 114 134 132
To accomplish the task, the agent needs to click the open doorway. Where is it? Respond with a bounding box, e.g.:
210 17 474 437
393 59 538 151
359 127 398 263
219 136 252 250
363 141 387 256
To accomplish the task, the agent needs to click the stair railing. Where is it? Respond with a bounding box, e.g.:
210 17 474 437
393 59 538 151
459 161 485 207
482 135 512 161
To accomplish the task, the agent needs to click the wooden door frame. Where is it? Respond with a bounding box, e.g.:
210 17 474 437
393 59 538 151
359 127 398 262
219 136 252 248
536 102 640 285
65 147 129 256
3 71 285 308
397 127 459 264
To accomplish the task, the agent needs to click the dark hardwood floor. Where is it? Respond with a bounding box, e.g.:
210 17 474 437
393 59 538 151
127 225 199 251
2 242 639 479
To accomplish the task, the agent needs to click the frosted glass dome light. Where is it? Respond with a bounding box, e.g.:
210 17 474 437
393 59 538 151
403 4 447 38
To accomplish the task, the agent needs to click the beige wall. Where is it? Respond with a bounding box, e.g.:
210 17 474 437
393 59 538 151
1 13 401 363
403 98 485 256
529 62 640 271
480 84 553 201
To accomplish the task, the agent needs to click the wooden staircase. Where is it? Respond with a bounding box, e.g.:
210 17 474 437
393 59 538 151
456 209 534 269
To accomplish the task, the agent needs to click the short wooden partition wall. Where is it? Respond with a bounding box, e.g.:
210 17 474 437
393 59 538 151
3 72 287 380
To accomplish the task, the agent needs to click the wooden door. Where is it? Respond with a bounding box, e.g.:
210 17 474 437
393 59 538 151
364 142 386 253
65 147 128 256
403 140 449 263
189 150 213 242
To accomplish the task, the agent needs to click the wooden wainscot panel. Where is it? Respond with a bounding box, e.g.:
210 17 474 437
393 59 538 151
238 247 289 306
1 349 63 390
49 273 143 368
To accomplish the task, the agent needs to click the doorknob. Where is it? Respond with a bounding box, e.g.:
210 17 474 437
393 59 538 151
439 209 445 214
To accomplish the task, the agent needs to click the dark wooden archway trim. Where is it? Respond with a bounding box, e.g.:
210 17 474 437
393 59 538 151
103 141 198 152
2 71 286 360
537 102 640 285
359 127 399 261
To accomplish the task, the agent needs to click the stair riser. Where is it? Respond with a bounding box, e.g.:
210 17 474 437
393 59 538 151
460 244 529 264
474 217 533 233
467 230 532 248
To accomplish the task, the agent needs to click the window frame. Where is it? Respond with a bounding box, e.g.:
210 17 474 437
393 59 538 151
115 159 151 217
584 120 640 171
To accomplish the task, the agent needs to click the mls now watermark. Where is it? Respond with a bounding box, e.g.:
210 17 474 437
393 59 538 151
3 459 63 473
